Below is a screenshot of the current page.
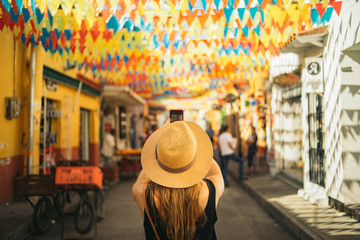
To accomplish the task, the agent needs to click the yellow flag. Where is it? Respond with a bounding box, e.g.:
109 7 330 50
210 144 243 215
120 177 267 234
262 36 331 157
181 0 188 15
322 0 328 7
270 28 278 43
287 4 299 25
48 0 61 16
270 5 281 23
264 8 271 27
143 10 155 23
60 0 74 16
72 7 83 28
297 0 306 9
97 17 106 31
277 9 287 26
282 0 292 10
261 31 270 48
36 0 46 13
159 10 169 25
59 9 71 31
310 0 317 6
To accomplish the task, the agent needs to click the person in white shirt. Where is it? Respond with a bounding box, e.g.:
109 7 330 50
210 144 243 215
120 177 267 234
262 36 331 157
101 129 116 167
218 125 244 187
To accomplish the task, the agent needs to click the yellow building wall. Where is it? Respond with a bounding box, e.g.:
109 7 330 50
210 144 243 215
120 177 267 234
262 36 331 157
45 82 100 153
0 32 30 168
0 30 100 205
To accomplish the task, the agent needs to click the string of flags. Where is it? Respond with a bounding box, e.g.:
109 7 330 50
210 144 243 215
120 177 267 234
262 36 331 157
0 0 343 101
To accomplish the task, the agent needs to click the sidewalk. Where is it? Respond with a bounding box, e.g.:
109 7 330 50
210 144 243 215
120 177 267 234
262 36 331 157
0 197 34 240
228 164 360 240
1 170 360 240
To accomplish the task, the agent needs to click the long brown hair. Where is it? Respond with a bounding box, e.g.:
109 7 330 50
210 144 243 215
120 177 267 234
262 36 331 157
147 181 207 240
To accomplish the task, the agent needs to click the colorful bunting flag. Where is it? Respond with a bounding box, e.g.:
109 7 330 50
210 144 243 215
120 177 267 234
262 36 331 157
0 0 343 101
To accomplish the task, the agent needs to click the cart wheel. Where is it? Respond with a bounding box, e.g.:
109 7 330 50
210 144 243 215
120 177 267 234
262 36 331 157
95 190 105 218
74 199 95 235
33 197 53 234
54 190 80 215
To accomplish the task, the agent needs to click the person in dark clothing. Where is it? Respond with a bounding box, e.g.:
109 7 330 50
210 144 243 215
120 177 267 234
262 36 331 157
206 123 215 144
132 121 224 240
246 126 258 175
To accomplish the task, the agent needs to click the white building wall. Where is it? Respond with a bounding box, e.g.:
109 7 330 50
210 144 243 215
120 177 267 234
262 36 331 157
304 0 360 205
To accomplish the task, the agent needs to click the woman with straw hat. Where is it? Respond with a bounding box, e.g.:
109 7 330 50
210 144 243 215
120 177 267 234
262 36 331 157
132 121 224 240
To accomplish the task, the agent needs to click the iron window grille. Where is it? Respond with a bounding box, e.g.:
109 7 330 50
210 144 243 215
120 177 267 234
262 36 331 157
308 93 325 187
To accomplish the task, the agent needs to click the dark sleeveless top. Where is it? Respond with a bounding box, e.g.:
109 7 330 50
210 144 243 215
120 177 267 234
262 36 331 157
143 179 218 240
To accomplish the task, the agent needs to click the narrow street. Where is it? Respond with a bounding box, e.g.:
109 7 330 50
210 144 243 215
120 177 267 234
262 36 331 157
27 176 293 240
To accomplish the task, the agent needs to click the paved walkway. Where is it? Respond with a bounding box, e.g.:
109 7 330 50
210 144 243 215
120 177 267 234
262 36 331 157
1 163 360 240
15 175 292 240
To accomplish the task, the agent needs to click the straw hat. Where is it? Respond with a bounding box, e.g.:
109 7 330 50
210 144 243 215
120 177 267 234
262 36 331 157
141 121 213 188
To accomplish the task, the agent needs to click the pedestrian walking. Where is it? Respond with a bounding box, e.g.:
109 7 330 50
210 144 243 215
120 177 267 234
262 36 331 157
206 122 215 144
218 125 245 187
246 126 258 175
132 121 224 240
101 128 116 167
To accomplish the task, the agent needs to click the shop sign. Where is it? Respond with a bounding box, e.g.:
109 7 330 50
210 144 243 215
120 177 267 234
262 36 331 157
304 57 323 93
46 80 57 91
47 103 62 118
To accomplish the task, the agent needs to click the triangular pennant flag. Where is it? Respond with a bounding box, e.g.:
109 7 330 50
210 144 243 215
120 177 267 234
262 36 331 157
259 8 264 23
321 7 333 23
227 0 235 7
238 8 246 21
331 1 342 16
282 0 292 10
198 11 209 28
48 10 53 28
189 0 198 7
48 0 60 16
22 8 31 23
201 0 207 11
298 0 305 9
315 3 326 18
244 0 250 8
254 25 260 37
242 26 249 38
310 8 320 25
36 0 46 13
214 0 221 12
246 0 253 9
188 1 194 13
14 0 24 14
61 0 74 15
224 27 230 38
1 0 11 12
249 7 258 20
224 7 234 23
35 8 44 24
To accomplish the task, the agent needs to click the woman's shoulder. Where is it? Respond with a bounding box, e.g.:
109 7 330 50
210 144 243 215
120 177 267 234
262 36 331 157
203 177 224 207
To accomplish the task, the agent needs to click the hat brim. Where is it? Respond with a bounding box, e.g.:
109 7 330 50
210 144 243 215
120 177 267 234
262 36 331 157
141 121 213 188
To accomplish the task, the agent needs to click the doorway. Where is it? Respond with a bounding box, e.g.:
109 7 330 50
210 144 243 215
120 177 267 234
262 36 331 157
40 98 60 174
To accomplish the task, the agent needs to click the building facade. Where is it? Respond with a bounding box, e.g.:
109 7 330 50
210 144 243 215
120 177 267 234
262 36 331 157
313 0 360 205
270 0 360 206
0 31 101 205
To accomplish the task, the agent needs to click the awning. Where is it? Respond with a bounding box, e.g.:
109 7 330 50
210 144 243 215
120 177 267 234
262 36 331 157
102 85 146 106
270 53 301 78
281 26 329 57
